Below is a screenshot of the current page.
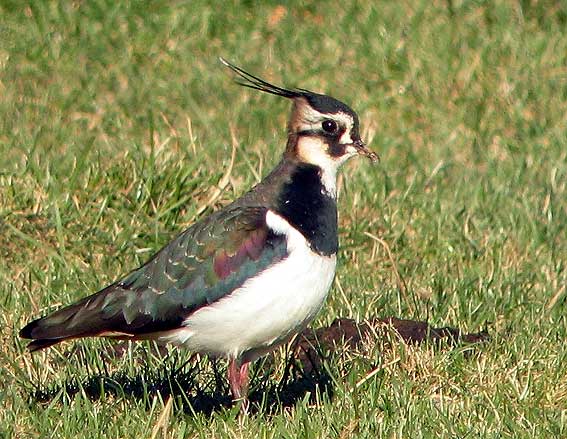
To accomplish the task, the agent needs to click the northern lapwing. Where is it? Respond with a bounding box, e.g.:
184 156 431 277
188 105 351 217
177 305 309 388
20 58 378 409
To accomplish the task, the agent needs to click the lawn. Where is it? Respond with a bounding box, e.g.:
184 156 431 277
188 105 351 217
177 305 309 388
1 1 566 437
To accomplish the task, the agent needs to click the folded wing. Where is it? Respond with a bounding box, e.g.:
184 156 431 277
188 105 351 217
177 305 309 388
20 206 287 351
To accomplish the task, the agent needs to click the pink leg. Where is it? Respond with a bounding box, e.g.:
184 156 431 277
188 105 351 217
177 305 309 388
228 358 250 411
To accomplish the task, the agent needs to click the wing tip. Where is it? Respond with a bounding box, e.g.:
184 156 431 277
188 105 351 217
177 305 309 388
19 318 62 351
19 319 38 340
26 338 61 352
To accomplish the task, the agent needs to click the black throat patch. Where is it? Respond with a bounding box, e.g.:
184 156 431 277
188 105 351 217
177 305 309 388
275 163 338 256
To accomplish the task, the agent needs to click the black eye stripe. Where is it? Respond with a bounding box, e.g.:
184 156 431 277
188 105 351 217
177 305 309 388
297 125 347 139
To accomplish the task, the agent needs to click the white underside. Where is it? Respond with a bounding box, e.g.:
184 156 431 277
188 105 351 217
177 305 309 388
158 210 337 362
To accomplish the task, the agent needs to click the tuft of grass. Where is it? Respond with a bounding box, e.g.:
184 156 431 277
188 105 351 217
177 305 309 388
1 1 566 437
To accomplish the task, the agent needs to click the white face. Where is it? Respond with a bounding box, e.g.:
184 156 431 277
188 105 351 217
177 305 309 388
292 102 359 169
296 135 357 169
289 99 362 196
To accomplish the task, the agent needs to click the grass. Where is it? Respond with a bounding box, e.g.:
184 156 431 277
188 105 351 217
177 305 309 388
1 0 566 437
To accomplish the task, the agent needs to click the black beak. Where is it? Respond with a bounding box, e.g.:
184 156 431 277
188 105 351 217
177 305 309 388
352 139 379 163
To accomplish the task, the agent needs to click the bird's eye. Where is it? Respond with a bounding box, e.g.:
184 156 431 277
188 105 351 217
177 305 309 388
322 119 338 134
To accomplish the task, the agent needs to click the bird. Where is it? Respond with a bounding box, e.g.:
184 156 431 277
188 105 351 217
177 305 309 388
19 58 378 409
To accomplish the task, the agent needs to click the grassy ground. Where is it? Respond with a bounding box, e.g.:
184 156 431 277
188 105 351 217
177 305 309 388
1 0 566 437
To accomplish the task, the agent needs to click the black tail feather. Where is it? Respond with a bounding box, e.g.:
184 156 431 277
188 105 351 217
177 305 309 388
26 338 63 352
19 286 121 352
20 315 76 351
18 283 174 352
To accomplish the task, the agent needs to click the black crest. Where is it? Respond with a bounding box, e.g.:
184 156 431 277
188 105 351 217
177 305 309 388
220 58 357 118
220 57 302 99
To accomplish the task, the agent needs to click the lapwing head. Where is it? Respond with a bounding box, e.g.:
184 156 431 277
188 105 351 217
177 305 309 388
220 58 378 172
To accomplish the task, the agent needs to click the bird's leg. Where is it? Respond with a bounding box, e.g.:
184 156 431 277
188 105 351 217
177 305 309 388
228 358 250 412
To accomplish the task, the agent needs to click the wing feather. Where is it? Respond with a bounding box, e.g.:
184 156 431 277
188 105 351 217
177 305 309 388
20 206 287 351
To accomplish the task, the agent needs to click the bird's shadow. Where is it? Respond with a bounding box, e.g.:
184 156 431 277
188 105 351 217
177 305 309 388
24 316 490 416
27 346 334 416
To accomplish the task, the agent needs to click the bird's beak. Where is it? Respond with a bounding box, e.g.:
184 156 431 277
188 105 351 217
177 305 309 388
352 139 379 163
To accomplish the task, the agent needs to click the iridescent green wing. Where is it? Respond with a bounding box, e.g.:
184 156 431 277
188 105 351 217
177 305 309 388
21 206 288 350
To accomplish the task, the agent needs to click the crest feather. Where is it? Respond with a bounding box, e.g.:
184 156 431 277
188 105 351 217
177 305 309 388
220 57 302 99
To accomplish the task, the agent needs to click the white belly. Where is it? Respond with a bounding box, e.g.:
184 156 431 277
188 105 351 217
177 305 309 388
160 210 337 361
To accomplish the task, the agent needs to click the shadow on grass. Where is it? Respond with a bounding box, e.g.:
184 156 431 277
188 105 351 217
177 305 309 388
27 353 333 416
25 316 489 415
